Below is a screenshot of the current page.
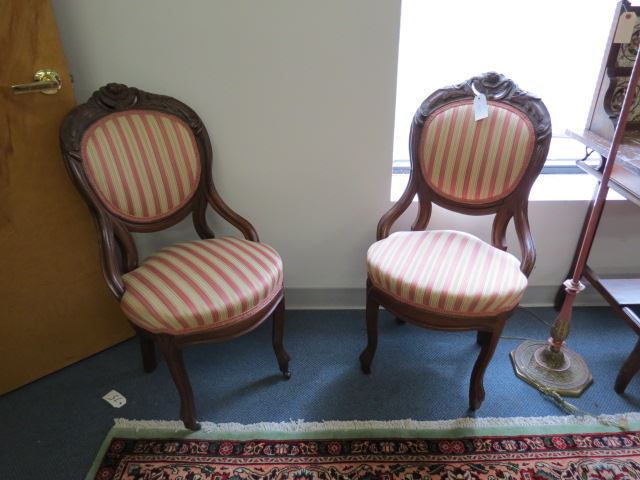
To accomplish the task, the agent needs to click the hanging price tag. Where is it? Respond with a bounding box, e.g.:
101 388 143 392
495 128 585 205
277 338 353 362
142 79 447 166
474 93 488 121
614 12 637 44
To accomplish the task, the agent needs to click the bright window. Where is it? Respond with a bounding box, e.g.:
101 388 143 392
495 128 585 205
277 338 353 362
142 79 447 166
392 0 620 176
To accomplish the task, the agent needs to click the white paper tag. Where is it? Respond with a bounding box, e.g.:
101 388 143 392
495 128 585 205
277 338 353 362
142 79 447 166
614 12 637 44
102 389 127 408
474 93 488 121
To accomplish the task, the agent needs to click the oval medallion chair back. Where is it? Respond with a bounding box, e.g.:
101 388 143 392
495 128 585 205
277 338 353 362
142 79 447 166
360 72 551 410
60 84 290 430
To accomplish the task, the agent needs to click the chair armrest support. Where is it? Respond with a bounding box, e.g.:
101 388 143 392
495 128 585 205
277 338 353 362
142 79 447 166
96 212 126 299
514 205 536 277
377 180 417 240
491 209 512 252
206 188 259 242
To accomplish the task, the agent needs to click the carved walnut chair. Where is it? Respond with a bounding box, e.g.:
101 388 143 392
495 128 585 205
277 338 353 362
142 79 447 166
59 84 290 430
360 73 551 410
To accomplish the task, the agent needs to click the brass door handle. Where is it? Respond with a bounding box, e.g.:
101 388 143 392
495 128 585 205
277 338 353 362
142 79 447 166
11 69 62 95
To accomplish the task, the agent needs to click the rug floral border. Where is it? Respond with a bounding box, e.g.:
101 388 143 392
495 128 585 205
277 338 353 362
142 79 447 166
92 428 640 480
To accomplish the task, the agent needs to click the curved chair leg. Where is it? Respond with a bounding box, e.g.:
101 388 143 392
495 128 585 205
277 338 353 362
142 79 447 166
615 338 640 394
359 294 379 374
138 333 157 373
272 297 291 379
469 329 500 410
476 331 487 346
157 337 200 431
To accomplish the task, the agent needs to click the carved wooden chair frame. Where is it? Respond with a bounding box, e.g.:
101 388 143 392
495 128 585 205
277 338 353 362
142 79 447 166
59 84 290 430
360 72 552 410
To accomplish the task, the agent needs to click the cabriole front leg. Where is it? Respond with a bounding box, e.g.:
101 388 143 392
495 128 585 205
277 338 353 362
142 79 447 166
157 337 200 431
469 329 500 410
138 333 157 373
359 293 379 374
272 297 291 379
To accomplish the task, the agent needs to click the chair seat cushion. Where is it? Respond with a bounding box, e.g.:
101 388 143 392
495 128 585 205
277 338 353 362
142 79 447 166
121 237 283 334
367 230 527 317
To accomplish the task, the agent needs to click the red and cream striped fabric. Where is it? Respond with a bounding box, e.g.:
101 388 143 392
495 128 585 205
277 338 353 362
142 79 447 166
81 110 201 222
367 230 527 316
120 237 283 334
420 100 534 203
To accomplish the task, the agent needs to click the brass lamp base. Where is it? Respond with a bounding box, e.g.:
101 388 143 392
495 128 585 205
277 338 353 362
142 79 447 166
510 340 593 396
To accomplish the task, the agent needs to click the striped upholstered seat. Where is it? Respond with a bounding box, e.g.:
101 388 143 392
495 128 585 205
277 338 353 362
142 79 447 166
121 237 283 334
367 230 527 317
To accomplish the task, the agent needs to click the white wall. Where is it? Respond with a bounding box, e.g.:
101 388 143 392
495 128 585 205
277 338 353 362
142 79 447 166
51 0 640 307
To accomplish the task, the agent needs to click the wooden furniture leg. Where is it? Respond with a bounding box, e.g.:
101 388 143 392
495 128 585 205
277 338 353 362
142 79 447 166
139 333 157 373
360 293 379 374
470 327 501 410
272 298 291 379
157 337 200 431
615 338 640 393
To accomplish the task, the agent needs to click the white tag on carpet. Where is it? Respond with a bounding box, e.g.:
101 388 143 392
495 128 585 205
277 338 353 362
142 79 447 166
102 390 127 408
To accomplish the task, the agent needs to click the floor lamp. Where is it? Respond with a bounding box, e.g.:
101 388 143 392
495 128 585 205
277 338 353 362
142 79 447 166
510 46 640 395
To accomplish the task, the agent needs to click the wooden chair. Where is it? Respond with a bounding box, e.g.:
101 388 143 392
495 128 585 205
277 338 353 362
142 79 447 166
59 84 290 430
360 72 551 410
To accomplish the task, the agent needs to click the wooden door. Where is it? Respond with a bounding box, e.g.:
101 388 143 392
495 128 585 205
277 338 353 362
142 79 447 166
0 0 133 394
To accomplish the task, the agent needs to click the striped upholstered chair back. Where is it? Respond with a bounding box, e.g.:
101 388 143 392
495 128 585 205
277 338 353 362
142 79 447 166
61 84 209 230
418 100 535 205
80 110 201 223
410 73 551 212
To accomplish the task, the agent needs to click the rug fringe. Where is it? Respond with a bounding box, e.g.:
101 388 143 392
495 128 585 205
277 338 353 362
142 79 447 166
113 412 640 433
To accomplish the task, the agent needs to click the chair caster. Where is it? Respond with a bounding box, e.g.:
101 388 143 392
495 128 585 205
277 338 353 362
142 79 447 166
469 385 485 411
282 370 292 380
359 351 373 374
184 420 201 431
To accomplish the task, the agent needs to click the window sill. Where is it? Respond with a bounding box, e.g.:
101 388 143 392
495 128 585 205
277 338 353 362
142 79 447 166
390 173 625 203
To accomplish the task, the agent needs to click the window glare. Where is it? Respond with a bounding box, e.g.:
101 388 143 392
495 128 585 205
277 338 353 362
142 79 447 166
393 0 620 161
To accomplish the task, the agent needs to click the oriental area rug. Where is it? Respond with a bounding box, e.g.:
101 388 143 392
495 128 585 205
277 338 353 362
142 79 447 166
88 415 640 479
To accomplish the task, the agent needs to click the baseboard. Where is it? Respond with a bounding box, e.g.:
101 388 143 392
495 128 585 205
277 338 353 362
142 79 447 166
285 285 608 310
285 288 366 310
521 284 606 307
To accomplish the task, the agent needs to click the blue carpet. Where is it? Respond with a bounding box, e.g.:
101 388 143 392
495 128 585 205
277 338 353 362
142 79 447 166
1 307 639 478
